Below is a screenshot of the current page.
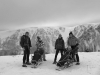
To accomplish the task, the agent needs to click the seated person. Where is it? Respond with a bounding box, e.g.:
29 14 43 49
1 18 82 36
31 48 44 65
56 47 72 67
36 36 47 61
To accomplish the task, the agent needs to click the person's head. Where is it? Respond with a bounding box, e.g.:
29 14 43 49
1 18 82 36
69 32 73 37
37 36 41 41
25 32 29 36
58 34 62 39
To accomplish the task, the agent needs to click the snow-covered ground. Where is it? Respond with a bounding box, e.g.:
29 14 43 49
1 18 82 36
0 52 100 75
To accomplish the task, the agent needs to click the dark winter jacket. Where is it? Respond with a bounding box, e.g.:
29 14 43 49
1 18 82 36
55 37 65 50
20 35 32 48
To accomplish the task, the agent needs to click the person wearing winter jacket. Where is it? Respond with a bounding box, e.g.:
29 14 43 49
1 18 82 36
53 34 65 64
36 36 47 61
20 32 32 67
67 32 80 65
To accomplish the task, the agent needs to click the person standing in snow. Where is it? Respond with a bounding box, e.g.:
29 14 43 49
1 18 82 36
36 36 47 61
20 32 32 67
67 32 80 65
53 34 65 64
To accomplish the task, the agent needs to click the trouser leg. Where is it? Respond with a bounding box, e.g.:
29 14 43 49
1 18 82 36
24 46 30 63
23 50 27 64
71 46 76 60
43 50 46 60
54 50 59 62
76 53 79 62
60 50 63 57
71 52 75 60
26 50 30 63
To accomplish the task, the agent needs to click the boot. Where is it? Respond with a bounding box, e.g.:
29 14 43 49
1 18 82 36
76 62 80 65
53 61 57 64
22 64 27 67
26 62 31 65
43 59 47 61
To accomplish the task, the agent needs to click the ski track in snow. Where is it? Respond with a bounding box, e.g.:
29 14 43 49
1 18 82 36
0 52 100 75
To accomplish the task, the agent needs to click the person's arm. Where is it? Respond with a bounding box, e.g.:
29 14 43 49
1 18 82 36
29 38 32 47
20 36 26 51
55 39 57 49
62 39 65 49
74 36 79 48
41 41 44 48
67 38 71 50
75 37 79 45
67 38 70 47
20 36 24 48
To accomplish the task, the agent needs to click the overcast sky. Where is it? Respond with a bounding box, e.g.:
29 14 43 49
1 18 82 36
0 0 100 30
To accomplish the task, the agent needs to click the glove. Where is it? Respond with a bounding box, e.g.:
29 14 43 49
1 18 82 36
68 46 71 50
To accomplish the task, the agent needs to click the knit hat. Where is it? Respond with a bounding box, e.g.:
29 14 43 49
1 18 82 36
25 32 29 34
69 31 73 35
37 36 40 39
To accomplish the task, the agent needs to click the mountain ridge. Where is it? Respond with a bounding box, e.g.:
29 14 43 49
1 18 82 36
0 24 100 55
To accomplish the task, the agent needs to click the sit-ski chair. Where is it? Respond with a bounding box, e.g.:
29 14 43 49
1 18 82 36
56 48 74 70
31 48 44 68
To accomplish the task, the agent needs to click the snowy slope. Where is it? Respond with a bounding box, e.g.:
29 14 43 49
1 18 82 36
1 24 100 56
0 53 100 75
73 24 100 52
0 27 72 55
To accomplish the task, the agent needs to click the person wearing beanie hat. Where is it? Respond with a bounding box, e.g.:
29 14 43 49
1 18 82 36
69 31 73 35
67 32 80 65
37 36 40 39
53 34 65 64
36 36 47 61
20 32 32 67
